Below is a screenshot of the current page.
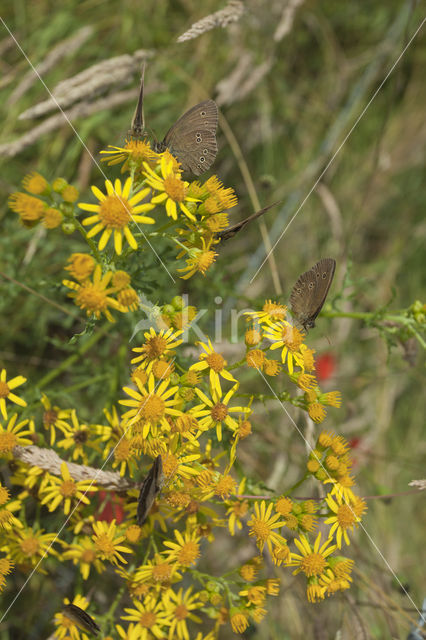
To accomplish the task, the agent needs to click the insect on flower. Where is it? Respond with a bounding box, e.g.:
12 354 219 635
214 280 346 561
137 455 164 526
62 604 100 636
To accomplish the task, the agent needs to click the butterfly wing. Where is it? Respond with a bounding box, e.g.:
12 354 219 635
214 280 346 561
137 455 164 526
161 99 218 175
290 258 336 330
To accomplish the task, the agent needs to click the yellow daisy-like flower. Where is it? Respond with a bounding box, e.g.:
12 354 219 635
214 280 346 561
0 413 34 455
92 520 132 565
177 237 218 280
8 192 45 222
64 253 96 281
160 436 201 482
40 394 72 445
122 597 172 639
0 484 23 531
318 567 352 596
39 462 95 515
289 532 337 578
6 526 59 570
79 177 155 255
164 587 203 640
0 369 27 420
245 300 287 325
63 264 125 322
116 622 145 640
230 610 249 634
131 327 183 372
120 373 182 437
163 529 201 567
247 500 287 555
134 553 181 586
22 171 49 195
264 321 305 374
62 536 105 580
56 410 100 463
143 156 199 221
100 139 159 168
54 595 95 640
190 338 237 395
324 492 363 548
192 385 250 441
42 207 63 229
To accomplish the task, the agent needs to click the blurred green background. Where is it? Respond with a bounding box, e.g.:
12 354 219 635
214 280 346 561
0 1 425 638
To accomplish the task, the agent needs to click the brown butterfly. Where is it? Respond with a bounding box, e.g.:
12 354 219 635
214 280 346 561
137 455 164 526
129 66 218 176
62 604 100 636
289 258 336 331
217 200 282 242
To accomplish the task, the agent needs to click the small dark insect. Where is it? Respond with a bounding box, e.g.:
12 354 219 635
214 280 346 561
129 66 218 176
217 200 282 242
289 258 336 331
62 604 100 636
137 455 164 526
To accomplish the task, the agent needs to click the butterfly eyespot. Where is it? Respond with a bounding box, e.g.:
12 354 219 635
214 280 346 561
199 156 205 162
316 273 320 278
322 272 327 279
296 288 301 294
203 148 208 154
308 283 314 289
200 110 206 116
196 134 202 143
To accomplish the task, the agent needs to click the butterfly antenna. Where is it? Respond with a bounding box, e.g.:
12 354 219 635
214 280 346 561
130 62 146 137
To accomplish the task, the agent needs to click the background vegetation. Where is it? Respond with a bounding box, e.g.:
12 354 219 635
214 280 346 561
0 1 425 638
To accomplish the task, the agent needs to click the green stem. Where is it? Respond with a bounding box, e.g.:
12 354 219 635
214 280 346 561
38 324 112 390
286 473 309 495
73 218 102 261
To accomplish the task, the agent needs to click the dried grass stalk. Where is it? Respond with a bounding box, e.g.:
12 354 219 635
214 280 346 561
13 445 136 491
8 26 94 105
409 479 426 490
273 0 305 42
216 53 272 106
177 0 244 43
19 49 153 120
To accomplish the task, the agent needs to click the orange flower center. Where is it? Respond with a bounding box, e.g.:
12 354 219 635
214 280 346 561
0 381 10 398
162 453 178 477
301 552 327 577
20 536 40 556
145 336 168 359
0 432 17 453
210 402 228 422
94 534 115 557
43 409 57 426
0 509 13 526
114 439 132 462
60 480 77 497
164 175 185 202
195 250 217 274
81 549 96 563
99 195 132 228
175 604 189 620
177 540 200 566
152 562 172 583
139 611 157 628
140 395 165 422
215 475 236 498
281 325 304 351
251 518 271 542
337 504 356 529
76 284 108 312
206 352 225 372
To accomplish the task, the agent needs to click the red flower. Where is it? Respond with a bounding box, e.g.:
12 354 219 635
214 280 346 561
316 353 336 382
96 490 125 524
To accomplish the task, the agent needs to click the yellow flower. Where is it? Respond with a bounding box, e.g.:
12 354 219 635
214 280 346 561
230 610 249 634
42 207 63 228
177 237 218 280
22 171 49 194
122 597 172 639
247 500 287 555
163 529 201 567
264 321 305 374
0 413 34 455
63 264 125 322
239 585 266 606
143 156 199 221
318 567 352 596
120 373 182 437
0 484 22 531
190 338 236 395
92 520 132 565
164 587 203 639
245 300 287 325
100 139 159 168
40 394 72 445
131 327 183 372
116 622 147 640
62 536 105 580
192 385 250 441
6 526 59 570
56 410 100 463
289 532 337 578
324 492 363 548
134 553 181 585
0 369 27 420
40 462 96 515
64 253 96 281
8 192 45 222
79 177 155 255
